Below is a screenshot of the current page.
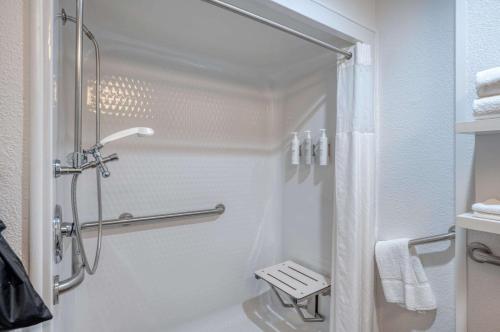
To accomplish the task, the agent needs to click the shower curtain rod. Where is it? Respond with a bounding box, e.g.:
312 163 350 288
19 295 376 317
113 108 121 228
201 0 353 59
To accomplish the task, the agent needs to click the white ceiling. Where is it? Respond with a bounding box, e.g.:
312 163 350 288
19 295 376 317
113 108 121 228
83 0 347 78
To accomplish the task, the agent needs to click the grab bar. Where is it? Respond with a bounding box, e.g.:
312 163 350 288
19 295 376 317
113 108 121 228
408 226 455 247
468 242 500 267
64 204 225 233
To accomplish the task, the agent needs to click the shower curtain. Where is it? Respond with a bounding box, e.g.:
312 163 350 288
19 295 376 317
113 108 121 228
331 43 375 332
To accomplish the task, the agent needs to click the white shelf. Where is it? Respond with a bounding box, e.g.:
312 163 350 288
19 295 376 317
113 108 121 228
456 118 500 135
456 212 500 234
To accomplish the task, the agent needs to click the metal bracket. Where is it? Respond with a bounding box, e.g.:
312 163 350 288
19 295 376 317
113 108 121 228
53 237 85 305
270 286 325 322
312 143 331 161
53 204 73 264
53 205 63 263
68 151 87 168
53 159 82 178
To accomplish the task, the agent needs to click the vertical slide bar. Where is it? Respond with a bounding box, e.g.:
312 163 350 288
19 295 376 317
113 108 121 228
73 0 84 166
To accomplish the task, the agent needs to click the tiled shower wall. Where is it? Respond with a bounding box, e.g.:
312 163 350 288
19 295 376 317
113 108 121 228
56 42 285 331
54 7 336 331
280 64 337 323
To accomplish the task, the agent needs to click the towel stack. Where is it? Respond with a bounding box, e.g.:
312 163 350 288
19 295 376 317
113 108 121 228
472 199 500 220
474 67 500 119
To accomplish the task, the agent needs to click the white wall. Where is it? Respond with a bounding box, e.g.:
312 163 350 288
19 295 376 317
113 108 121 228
311 0 375 30
55 45 284 332
280 62 337 324
0 0 29 261
0 0 374 281
53 8 339 328
461 1 500 330
0 0 376 274
281 66 336 276
265 0 375 44
375 0 455 331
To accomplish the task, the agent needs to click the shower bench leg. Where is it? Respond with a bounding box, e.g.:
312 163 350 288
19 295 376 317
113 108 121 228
270 286 325 322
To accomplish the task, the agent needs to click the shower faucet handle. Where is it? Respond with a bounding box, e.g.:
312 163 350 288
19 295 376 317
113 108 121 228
91 147 110 178
97 160 110 178
98 153 119 178
83 144 117 178
79 153 119 173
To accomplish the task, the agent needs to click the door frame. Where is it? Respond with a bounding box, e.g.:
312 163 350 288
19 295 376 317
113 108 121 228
29 0 55 331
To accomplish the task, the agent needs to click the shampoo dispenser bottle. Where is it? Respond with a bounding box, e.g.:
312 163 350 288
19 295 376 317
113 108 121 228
318 129 328 166
303 130 312 165
291 132 300 165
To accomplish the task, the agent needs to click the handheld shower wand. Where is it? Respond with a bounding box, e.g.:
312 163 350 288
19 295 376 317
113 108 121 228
100 127 155 146
72 127 154 278
85 127 155 178
55 2 155 299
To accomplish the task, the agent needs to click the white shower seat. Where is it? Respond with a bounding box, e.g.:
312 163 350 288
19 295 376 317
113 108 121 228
255 261 331 322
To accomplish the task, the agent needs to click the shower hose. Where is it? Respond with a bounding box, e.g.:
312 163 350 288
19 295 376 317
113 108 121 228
71 171 103 275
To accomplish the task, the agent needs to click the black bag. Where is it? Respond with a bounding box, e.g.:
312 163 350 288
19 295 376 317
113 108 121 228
0 220 52 330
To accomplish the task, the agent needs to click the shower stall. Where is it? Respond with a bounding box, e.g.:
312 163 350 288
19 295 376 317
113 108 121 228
31 0 373 331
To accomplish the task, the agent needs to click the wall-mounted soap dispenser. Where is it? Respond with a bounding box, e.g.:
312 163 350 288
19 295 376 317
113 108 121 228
318 129 328 166
303 131 312 165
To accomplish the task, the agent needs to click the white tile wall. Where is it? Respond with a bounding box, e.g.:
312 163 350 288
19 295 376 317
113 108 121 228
55 31 335 331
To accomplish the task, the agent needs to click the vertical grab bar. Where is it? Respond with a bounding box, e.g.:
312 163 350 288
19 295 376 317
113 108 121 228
54 0 86 304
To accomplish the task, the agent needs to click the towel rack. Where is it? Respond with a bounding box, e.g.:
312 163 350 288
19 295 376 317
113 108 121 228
408 226 455 247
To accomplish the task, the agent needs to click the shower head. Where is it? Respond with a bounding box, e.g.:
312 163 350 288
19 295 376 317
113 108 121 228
100 127 154 146
82 127 153 179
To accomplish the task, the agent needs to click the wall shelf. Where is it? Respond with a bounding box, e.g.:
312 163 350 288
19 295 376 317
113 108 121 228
456 213 500 235
456 118 500 135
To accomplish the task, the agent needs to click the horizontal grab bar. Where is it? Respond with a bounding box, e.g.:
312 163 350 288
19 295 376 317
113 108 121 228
408 226 455 247
78 204 225 231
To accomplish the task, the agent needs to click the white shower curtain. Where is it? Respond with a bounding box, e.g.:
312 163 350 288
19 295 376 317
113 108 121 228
331 43 376 332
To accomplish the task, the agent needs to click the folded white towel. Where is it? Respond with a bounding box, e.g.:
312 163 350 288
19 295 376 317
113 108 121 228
472 198 500 215
473 95 500 118
476 67 500 98
375 238 436 311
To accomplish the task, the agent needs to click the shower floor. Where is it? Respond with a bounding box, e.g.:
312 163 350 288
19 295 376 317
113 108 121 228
170 303 264 332
170 292 328 332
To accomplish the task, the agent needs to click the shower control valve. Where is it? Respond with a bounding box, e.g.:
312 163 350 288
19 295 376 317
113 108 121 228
66 151 87 168
83 144 117 178
95 153 111 178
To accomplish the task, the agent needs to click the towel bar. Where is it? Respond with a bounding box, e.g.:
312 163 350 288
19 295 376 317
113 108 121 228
408 226 455 247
